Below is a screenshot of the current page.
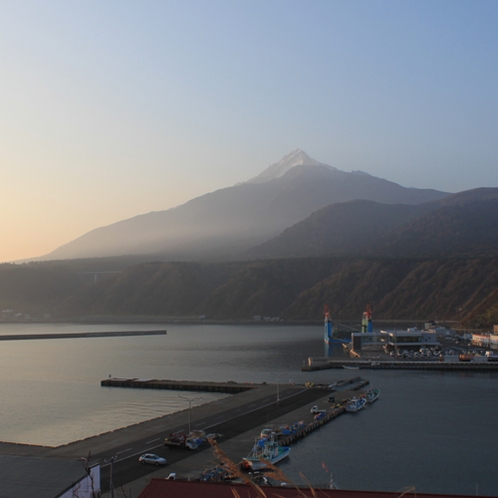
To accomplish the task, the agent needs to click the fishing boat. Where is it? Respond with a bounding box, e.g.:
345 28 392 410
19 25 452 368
241 433 291 470
363 388 380 403
345 397 367 413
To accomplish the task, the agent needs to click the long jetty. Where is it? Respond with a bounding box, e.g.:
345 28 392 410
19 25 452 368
101 377 259 394
277 403 346 448
0 330 167 341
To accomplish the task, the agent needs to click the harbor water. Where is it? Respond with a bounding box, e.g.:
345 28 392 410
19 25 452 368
0 323 496 495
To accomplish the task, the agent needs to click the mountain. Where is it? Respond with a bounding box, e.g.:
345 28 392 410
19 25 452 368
372 195 498 257
247 188 498 259
246 200 431 258
42 150 448 261
245 148 330 183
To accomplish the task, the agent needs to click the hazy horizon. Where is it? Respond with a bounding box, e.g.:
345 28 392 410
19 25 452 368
2 1 497 262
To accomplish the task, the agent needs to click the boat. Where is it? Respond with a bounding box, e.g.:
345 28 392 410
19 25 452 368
342 365 359 370
345 397 367 413
363 388 380 403
241 433 291 470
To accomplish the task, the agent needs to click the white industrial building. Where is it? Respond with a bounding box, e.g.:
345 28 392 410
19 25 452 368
472 332 498 350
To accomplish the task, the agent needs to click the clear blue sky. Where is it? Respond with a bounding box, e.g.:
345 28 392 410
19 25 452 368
1 0 497 261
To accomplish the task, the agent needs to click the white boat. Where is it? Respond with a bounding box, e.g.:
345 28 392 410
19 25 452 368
241 434 291 470
363 388 380 403
345 397 367 413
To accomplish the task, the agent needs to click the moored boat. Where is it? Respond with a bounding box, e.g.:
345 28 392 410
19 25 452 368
345 397 367 413
363 388 380 403
241 433 291 470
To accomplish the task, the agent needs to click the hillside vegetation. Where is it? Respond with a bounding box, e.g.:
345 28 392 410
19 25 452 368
1 257 497 329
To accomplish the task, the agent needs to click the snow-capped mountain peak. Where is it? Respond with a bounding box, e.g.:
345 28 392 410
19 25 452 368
246 149 331 184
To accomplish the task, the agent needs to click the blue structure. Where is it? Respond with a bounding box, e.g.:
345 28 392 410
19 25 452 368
361 304 373 333
323 308 350 344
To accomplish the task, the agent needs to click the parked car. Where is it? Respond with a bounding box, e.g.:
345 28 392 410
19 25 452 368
138 453 167 466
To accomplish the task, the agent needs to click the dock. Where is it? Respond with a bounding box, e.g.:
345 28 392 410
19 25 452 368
101 377 260 393
0 330 167 341
302 358 498 371
275 403 346 447
0 378 371 496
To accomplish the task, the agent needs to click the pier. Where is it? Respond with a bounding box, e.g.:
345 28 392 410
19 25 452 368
277 403 346 447
0 330 167 341
0 378 369 496
101 377 260 394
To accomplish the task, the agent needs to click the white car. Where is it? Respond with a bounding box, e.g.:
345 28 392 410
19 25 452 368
138 453 167 466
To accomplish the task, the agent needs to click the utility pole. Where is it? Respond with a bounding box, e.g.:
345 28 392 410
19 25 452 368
268 372 286 405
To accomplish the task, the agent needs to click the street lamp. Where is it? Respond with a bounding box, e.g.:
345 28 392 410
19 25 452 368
178 394 202 434
268 372 286 405
104 455 117 498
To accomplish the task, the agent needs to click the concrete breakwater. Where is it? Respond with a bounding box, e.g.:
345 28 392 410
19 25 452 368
0 330 167 341
303 358 498 371
101 377 260 393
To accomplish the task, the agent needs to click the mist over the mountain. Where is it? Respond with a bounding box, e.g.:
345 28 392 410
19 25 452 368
41 149 448 261
247 188 498 259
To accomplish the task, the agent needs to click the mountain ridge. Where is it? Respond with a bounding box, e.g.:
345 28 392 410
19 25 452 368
40 151 448 261
247 188 498 259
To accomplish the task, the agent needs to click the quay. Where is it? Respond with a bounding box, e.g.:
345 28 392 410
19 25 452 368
99 381 365 496
0 378 368 496
0 330 167 341
302 358 498 371
101 377 260 394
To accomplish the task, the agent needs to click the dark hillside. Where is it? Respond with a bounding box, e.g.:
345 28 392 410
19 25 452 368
247 201 430 259
2 257 498 329
372 198 498 257
0 263 84 316
247 189 498 260
284 258 498 323
61 259 350 319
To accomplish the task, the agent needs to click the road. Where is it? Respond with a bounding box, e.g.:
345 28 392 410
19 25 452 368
99 386 329 493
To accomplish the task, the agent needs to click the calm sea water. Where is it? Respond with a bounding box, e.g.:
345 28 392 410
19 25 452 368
0 323 496 495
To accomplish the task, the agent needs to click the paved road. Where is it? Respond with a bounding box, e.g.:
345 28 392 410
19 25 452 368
99 386 329 493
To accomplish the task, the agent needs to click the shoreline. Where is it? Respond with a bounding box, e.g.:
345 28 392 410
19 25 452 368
0 317 459 327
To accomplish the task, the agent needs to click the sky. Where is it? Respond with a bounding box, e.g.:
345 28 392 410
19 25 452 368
1 1 497 263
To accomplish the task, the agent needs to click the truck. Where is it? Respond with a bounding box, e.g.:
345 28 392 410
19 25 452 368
164 433 201 450
485 351 498 362
310 405 326 414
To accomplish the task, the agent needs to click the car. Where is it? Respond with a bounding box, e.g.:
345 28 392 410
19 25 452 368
138 453 167 466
